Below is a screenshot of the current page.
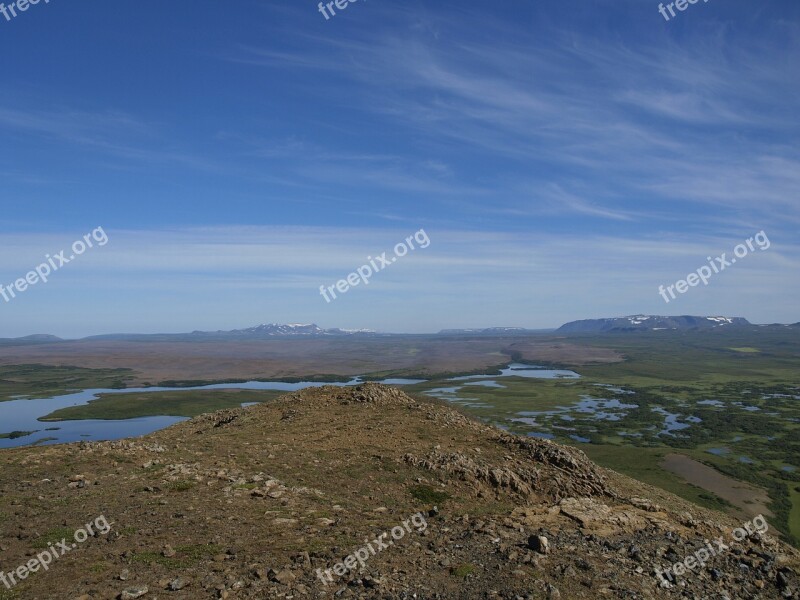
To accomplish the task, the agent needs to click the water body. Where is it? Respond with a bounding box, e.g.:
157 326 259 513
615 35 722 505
707 447 731 456
652 407 697 435
698 399 724 407
573 397 637 421
527 431 555 440
423 386 492 409
0 376 423 449
517 397 637 423
1 365 574 449
593 384 635 395
461 380 506 388
447 363 580 381
425 364 580 411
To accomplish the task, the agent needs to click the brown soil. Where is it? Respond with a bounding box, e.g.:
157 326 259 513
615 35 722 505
662 453 774 519
0 337 622 385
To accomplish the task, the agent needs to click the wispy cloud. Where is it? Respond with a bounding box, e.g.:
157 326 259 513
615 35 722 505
224 5 798 228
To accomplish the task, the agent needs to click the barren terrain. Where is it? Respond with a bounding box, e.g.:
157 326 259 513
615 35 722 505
0 336 623 385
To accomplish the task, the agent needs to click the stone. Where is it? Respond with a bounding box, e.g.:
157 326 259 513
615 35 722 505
119 587 148 600
269 568 296 585
168 577 188 591
528 535 550 554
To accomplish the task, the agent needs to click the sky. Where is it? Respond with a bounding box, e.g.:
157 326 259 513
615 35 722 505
0 0 798 337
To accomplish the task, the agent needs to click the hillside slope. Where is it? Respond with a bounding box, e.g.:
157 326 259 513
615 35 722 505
0 384 797 599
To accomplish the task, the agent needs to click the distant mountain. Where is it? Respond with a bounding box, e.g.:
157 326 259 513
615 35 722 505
192 323 377 338
557 315 751 334
0 334 63 346
17 334 63 342
208 323 327 336
438 327 547 335
83 324 378 342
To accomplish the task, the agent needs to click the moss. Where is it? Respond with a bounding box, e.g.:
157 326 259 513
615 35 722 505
451 564 476 578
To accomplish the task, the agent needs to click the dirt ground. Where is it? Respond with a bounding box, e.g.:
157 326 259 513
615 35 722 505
0 336 623 385
662 453 774 519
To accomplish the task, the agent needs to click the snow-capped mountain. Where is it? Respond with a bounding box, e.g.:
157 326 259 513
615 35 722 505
191 323 377 337
438 327 538 335
557 315 751 333
233 323 326 336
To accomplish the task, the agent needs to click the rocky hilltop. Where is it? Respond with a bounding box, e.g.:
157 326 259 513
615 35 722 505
0 384 797 599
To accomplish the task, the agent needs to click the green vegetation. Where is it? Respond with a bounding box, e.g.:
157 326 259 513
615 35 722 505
131 543 222 569
90 561 111 574
0 364 134 402
789 487 800 541
233 483 260 490
0 430 36 439
164 480 196 492
32 527 75 549
40 389 285 421
451 564 476 578
32 437 58 445
409 484 450 505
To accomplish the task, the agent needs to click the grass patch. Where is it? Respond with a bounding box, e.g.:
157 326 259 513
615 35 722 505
31 527 75 549
233 483 259 490
786 486 800 541
409 484 450 505
90 561 110 573
131 543 222 569
164 480 195 492
451 564 476 578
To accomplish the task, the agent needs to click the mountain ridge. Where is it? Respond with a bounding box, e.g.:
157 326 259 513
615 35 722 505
557 315 752 334
7 316 800 342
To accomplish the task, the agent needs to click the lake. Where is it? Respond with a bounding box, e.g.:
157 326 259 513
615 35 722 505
0 363 578 449
0 376 424 448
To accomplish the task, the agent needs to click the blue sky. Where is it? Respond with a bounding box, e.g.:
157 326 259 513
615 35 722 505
0 0 798 336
